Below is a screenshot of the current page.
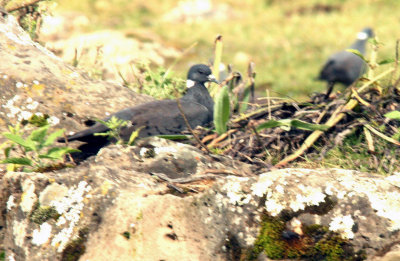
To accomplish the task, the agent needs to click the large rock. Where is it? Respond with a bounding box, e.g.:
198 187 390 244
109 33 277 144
0 12 153 135
2 137 400 260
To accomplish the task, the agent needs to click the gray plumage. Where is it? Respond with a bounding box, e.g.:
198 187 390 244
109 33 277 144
59 64 217 144
319 27 374 98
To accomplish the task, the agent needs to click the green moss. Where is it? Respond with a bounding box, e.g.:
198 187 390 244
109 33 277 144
248 216 365 260
61 228 89 261
250 216 286 259
30 205 60 224
0 251 5 261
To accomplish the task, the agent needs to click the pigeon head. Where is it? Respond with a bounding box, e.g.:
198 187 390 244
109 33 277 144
357 27 374 40
187 64 218 87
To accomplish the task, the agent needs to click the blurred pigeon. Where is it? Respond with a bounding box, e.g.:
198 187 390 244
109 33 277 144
318 27 374 99
59 64 217 146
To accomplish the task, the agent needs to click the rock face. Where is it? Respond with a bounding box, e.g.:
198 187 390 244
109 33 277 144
0 12 153 137
2 138 400 260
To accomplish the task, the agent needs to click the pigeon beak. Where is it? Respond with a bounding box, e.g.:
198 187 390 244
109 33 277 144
207 74 219 84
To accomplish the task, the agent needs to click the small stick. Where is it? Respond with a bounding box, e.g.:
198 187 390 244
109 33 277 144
175 97 211 154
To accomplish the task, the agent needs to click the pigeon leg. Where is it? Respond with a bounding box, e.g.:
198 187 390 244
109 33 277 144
325 81 335 99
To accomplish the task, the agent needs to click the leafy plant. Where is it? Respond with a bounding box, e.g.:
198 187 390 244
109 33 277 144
94 116 143 145
211 36 256 135
124 63 186 100
214 85 231 134
1 124 79 172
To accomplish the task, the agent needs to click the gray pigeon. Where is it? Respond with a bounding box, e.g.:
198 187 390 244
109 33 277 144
318 27 374 98
59 64 217 145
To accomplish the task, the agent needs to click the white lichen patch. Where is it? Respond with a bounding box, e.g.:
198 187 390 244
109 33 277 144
221 177 251 205
251 172 328 216
154 146 178 155
50 181 92 252
251 174 273 197
367 191 400 230
329 215 355 239
13 220 28 247
48 115 60 126
7 195 16 211
265 198 285 216
20 179 37 213
2 94 43 122
32 222 52 245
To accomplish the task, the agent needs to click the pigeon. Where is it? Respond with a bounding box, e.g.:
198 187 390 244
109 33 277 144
318 27 374 99
59 64 218 146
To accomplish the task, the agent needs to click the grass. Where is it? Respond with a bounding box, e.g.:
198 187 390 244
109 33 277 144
55 0 400 101
294 131 400 175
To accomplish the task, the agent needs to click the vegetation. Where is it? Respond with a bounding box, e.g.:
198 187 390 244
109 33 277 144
0 122 78 172
94 116 143 145
56 0 400 100
121 63 186 99
248 216 365 260
1 0 54 40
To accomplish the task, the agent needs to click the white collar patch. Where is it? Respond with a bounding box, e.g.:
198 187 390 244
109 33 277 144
186 79 195 88
357 32 368 40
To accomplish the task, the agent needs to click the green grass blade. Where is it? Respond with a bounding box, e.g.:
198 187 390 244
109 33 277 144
256 119 329 132
291 119 330 131
384 110 400 120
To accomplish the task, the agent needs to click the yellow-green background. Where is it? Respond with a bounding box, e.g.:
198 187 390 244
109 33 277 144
56 0 400 100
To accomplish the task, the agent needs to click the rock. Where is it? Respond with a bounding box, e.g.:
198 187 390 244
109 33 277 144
39 11 181 83
2 137 400 260
44 30 181 82
162 0 235 23
0 13 153 145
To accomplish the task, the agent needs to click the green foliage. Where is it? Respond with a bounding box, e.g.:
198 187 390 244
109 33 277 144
30 205 60 224
0 251 4 261
256 119 330 132
94 116 129 144
95 116 143 145
384 110 400 120
56 0 400 100
1 124 79 172
249 216 362 260
214 85 231 135
130 64 186 99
